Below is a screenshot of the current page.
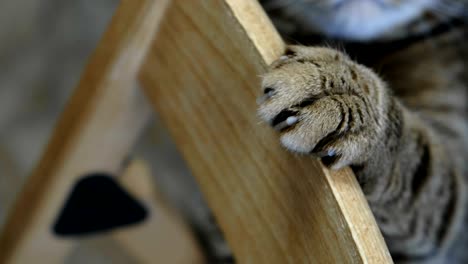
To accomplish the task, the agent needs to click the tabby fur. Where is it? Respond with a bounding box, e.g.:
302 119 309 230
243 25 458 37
256 0 468 263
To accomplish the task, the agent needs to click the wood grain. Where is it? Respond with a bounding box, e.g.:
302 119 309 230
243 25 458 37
140 0 393 263
0 0 168 262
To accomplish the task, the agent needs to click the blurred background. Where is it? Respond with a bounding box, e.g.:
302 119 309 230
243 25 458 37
0 0 210 262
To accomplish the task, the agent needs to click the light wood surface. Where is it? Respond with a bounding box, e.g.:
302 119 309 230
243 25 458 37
114 159 205 264
0 0 168 262
140 0 393 263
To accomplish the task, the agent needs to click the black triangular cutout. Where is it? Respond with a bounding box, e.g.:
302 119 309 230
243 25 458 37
53 173 148 237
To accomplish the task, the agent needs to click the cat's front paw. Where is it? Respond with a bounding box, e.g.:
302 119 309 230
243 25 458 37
258 46 387 169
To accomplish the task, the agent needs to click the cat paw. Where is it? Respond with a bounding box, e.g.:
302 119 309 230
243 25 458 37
257 46 387 169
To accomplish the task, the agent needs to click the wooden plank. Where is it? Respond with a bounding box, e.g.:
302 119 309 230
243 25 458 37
113 159 205 264
0 0 168 263
140 0 393 263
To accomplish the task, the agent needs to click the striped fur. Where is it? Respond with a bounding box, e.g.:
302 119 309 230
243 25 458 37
256 1 468 263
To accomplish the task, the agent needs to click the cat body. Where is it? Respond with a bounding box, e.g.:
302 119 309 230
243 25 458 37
256 0 468 263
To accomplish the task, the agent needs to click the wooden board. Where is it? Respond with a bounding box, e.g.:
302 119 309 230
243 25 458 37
114 159 205 264
140 0 393 263
0 0 168 262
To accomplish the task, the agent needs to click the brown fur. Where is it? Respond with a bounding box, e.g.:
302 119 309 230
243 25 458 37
257 13 468 264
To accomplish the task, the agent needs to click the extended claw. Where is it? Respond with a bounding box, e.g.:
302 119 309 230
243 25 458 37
273 116 298 131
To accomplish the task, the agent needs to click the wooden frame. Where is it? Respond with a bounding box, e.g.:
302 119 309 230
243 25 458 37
0 0 392 263
111 159 204 264
0 0 167 262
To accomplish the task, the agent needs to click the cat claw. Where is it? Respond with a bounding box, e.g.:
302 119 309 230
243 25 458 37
273 116 298 131
256 89 276 105
311 149 336 158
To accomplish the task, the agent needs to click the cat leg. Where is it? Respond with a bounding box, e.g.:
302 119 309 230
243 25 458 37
257 45 467 263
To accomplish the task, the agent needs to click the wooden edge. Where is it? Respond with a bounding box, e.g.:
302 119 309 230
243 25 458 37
227 1 392 261
140 0 392 263
0 0 168 263
113 159 205 264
